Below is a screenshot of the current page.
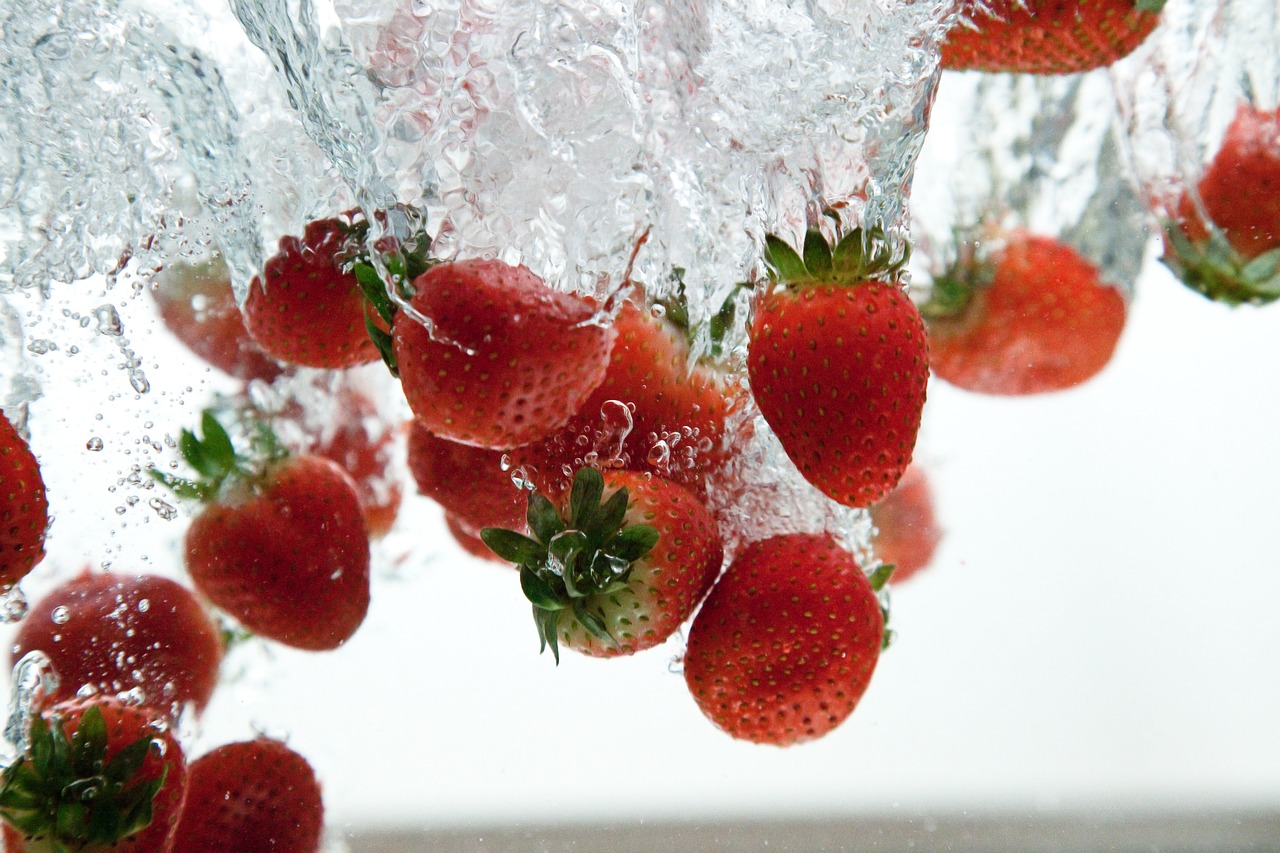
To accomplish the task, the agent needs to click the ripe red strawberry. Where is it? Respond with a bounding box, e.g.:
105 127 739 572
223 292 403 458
506 296 742 502
242 211 387 369
868 465 942 584
150 256 285 382
12 571 223 720
682 532 885 746
406 420 526 536
0 411 48 591
392 258 616 450
1162 103 1280 305
154 411 371 651
482 467 723 661
446 513 509 563
170 738 322 853
0 698 188 852
941 0 1165 75
747 229 929 509
923 230 1127 394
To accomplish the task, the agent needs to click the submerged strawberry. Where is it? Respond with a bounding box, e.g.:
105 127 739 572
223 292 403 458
923 230 1127 394
392 258 616 450
683 532 886 746
747 228 929 508
482 467 722 661
0 410 48 591
941 0 1165 75
154 411 371 651
868 465 942 584
1162 103 1280 306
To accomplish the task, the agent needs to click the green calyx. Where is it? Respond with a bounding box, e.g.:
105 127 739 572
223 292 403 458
1134 0 1167 12
653 267 748 362
1160 221 1280 307
149 409 282 503
0 705 166 851
867 563 895 650
349 206 436 378
480 468 659 664
763 226 910 290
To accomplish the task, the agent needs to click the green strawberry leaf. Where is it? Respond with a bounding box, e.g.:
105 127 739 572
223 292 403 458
610 523 659 562
585 487 629 543
1134 0 1165 11
533 606 561 664
867 563 895 592
764 235 808 283
526 493 565 544
148 469 210 502
568 467 605 530
521 566 566 612
69 705 106 773
354 263 398 327
480 528 544 565
365 314 399 377
27 714 54 779
199 411 236 473
803 229 833 276
572 602 616 647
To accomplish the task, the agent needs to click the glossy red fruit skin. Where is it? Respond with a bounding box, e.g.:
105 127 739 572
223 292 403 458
243 215 383 370
150 259 284 383
3 698 189 853
552 470 723 658
12 571 223 719
507 301 740 502
748 282 929 509
308 393 403 539
170 738 322 853
445 513 508 564
392 259 616 450
941 0 1162 75
0 412 48 590
927 232 1126 395
406 420 526 535
185 455 371 651
683 532 883 746
868 466 942 584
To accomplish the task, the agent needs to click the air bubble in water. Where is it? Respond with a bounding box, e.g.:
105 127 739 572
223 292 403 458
86 437 104 451
51 605 70 625
94 304 123 337
647 440 671 468
0 587 28 624
4 652 59 757
148 498 177 520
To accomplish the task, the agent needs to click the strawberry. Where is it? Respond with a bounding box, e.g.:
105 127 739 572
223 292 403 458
505 295 742 502
941 0 1165 75
1162 103 1280 306
242 211 388 370
923 230 1127 394
392 258 616 450
153 411 371 651
746 229 929 509
482 467 723 661
0 698 188 852
170 738 322 853
0 411 48 591
406 420 526 537
150 256 285 383
868 465 942 584
445 513 509 564
682 532 885 746
12 571 223 720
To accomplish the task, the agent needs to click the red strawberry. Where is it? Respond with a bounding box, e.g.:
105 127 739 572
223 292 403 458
242 212 387 369
482 467 723 661
506 297 742 502
150 256 285 382
406 420 526 536
12 571 223 720
868 466 942 584
747 229 929 508
0 698 188 852
392 258 616 450
154 411 371 651
0 411 48 591
682 532 885 746
923 230 1127 394
1162 103 1280 305
170 738 322 853
941 0 1165 75
445 513 509 564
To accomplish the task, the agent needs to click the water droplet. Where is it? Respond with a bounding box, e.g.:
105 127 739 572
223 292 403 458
129 370 150 394
51 605 70 625
148 498 177 520
94 304 123 336
647 440 671 468
26 339 56 355
137 598 150 613
0 588 29 624
86 437 104 451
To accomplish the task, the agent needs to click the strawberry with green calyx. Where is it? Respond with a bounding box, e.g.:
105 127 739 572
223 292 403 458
0 698 187 853
747 227 929 509
1161 103 1280 307
921 230 1127 394
682 532 887 746
481 467 722 663
152 410 371 651
941 0 1166 75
